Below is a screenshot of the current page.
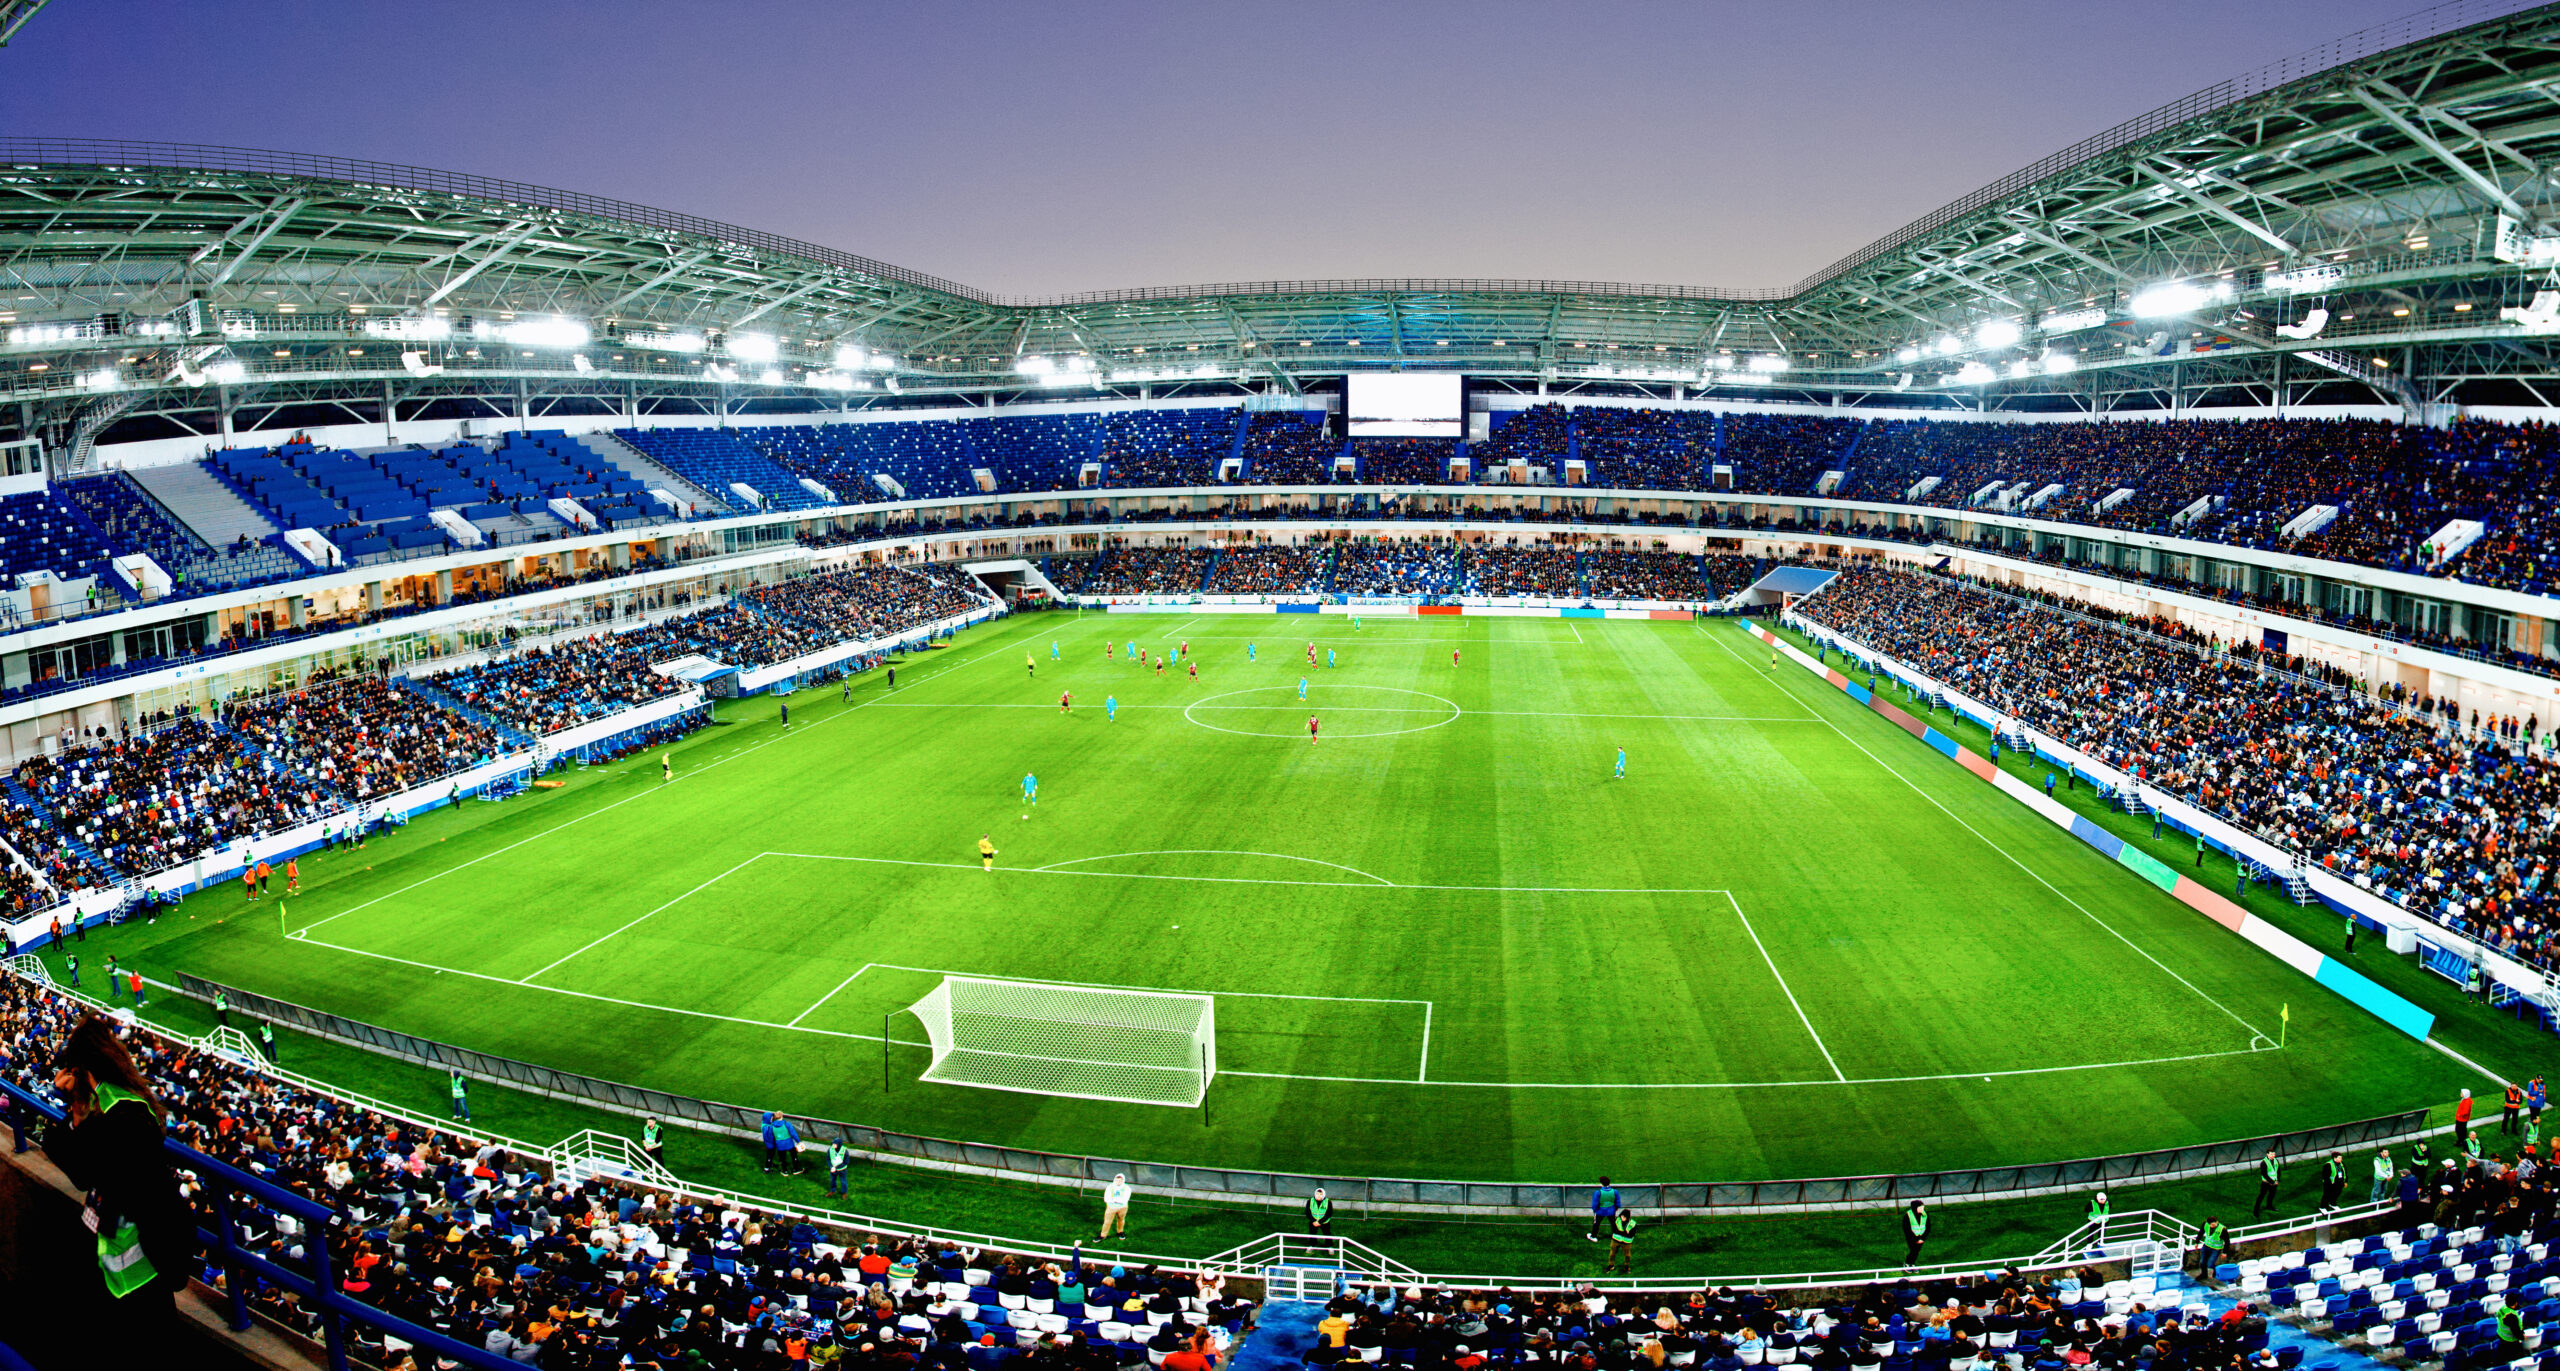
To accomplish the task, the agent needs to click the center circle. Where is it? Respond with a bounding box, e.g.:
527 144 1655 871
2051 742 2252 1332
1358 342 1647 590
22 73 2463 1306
1183 684 1464 739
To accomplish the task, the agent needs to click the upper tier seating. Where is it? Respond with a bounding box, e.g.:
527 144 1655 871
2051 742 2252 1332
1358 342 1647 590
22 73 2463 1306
60 473 305 594
615 428 831 511
0 489 115 588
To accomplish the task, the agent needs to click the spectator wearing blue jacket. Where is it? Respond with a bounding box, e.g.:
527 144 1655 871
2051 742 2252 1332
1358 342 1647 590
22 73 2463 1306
760 1111 803 1174
1587 1176 1620 1242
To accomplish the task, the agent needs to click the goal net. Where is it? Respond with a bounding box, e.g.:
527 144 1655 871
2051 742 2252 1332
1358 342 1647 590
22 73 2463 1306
902 975 1216 1108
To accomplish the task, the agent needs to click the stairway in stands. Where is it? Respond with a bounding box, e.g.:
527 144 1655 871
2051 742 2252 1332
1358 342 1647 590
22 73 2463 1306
571 432 735 516
394 676 538 750
128 460 283 547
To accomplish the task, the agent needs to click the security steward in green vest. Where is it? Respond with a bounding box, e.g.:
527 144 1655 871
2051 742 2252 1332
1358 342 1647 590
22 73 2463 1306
2320 1152 2347 1212
1902 1201 1929 1269
642 1118 665 1168
1605 1207 1637 1273
2196 1217 2227 1277
2086 1191 2110 1227
257 1021 275 1063
1306 1187 1333 1235
827 1139 850 1197
2497 1302 2529 1354
2253 1149 2282 1217
212 990 228 1028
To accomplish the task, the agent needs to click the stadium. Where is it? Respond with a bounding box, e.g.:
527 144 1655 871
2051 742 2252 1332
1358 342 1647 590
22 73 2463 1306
4 0 2560 1367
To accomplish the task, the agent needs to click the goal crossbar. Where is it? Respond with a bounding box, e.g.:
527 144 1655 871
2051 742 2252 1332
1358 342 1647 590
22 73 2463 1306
900 974 1216 1109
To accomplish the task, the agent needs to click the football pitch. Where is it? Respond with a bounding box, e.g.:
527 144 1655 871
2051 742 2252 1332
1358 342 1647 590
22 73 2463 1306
141 609 2474 1183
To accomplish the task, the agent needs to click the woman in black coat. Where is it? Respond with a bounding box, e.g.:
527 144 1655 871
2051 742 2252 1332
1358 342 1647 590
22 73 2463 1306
42 1015 199 1316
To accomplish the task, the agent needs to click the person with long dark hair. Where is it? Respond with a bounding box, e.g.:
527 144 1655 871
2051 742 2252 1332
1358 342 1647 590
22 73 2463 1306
41 1015 198 1321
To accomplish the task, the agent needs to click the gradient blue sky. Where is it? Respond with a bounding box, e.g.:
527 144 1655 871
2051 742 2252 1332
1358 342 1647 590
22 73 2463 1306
0 1 2508 295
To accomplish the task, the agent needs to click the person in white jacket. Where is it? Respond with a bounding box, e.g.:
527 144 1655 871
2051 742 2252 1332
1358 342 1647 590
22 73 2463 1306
1100 1173 1132 1238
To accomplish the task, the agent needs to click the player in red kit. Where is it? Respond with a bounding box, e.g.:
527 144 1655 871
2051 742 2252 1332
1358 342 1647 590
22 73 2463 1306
1309 715 1320 744
1060 690 1072 715
1452 648 1461 667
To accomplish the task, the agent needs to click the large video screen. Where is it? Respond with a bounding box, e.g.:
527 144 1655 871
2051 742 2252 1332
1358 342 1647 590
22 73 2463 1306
1346 373 1462 437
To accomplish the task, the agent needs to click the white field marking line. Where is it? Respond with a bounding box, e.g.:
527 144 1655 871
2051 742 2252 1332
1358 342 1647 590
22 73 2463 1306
1570 623 1584 645
1034 849 1394 886
860 701 1819 724
289 616 1055 941
290 929 2267 1088
1722 890 1846 1082
789 967 870 1028
1418 1001 1433 1083
1703 625 2273 1045
761 850 1744 896
848 962 1430 1008
1162 617 1200 640
2424 1035 2511 1088
519 852 773 982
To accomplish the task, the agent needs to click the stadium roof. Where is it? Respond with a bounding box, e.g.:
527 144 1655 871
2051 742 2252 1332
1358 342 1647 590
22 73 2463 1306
8 0 2560 447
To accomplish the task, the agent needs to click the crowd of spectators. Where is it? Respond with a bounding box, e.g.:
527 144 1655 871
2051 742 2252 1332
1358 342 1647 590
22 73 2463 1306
1799 567 2560 974
1063 548 1216 596
428 629 698 738
741 566 985 648
1574 409 1714 490
1204 546 1330 595
1102 410 1237 488
15 717 332 878
1241 413 1340 485
225 676 505 803
1334 539 1457 596
1470 405 1570 477
1723 412 1857 497
0 975 1259 1371
1577 551 1710 601
1460 546 1580 597
1353 439 1456 485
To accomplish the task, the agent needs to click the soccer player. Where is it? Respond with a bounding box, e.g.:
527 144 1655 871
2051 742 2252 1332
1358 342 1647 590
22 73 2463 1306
1023 773 1039 806
1615 747 1626 779
1140 647 1150 667
1327 648 1336 668
1187 659 1197 679
1452 648 1461 668
1155 658 1165 677
1298 677 1308 700
1308 715 1320 745
1307 641 1317 665
1247 642 1256 662
1127 639 1137 660
242 861 256 902
661 751 673 783
1354 616 1363 631
1105 640 1115 660
1051 641 1061 661
1105 695 1118 723
979 834 998 872
1026 653 1037 678
1180 639 1189 660
285 857 300 895
1060 690 1072 715
1768 645 1779 670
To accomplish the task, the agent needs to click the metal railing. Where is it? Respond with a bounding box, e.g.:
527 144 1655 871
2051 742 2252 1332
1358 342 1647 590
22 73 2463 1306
168 970 2430 1218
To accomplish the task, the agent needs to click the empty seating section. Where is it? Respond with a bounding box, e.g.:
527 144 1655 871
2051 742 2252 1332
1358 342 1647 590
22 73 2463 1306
60 473 302 593
966 413 1102 493
16 717 330 877
1103 408 1239 487
224 676 504 802
1241 411 1338 484
749 423 976 502
615 428 831 511
0 489 114 587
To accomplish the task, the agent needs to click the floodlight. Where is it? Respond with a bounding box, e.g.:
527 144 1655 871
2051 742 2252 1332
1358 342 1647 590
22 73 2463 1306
834 344 868 370
2036 307 2106 335
2042 351 2077 374
78 368 118 390
365 314 452 341
630 331 705 354
1953 361 1996 385
1747 354 1788 373
2267 264 2343 295
1933 335 1961 355
1976 318 2022 349
1015 355 1054 376
1896 345 1922 363
702 362 739 382
2130 281 2225 318
492 315 589 349
726 331 779 363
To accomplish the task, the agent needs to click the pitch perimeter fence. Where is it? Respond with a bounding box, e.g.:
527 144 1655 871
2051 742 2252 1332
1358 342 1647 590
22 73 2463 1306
173 974 2430 1217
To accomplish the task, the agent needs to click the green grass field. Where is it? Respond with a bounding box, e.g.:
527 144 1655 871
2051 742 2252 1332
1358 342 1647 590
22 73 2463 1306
93 609 2483 1187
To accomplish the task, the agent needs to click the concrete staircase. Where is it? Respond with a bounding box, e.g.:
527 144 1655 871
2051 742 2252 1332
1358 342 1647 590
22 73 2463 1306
571 432 734 517
128 460 284 548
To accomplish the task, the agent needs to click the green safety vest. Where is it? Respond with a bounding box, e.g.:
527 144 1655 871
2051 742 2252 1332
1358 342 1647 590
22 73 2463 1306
2087 1197 2109 1225
2414 1140 2433 1166
1308 1195 1331 1222
1905 1208 1928 1238
2201 1221 2226 1250
828 1142 848 1170
2374 1156 2394 1181
213 992 226 1013
258 1023 272 1045
450 1075 467 1100
1610 1211 1636 1243
2499 1306 2525 1344
87 1082 161 1299
2326 1157 2345 1184
643 1121 662 1148
2528 1120 2543 1149
2262 1156 2281 1182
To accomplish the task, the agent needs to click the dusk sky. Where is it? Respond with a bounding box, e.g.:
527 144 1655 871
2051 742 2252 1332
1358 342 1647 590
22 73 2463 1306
0 1 2516 297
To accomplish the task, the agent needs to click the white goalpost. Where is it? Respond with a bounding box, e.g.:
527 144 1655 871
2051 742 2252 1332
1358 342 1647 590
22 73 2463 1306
897 975 1217 1108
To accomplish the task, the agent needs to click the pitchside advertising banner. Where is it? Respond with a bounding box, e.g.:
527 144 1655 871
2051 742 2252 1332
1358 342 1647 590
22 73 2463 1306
1755 617 2438 1042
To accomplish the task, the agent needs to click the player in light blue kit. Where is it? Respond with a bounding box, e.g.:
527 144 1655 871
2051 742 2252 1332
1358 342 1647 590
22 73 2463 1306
1023 772 1038 806
1127 640 1137 660
1247 642 1256 662
1051 641 1060 661
1326 648 1336 668
1615 747 1626 779
1105 695 1118 722
1298 677 1309 700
